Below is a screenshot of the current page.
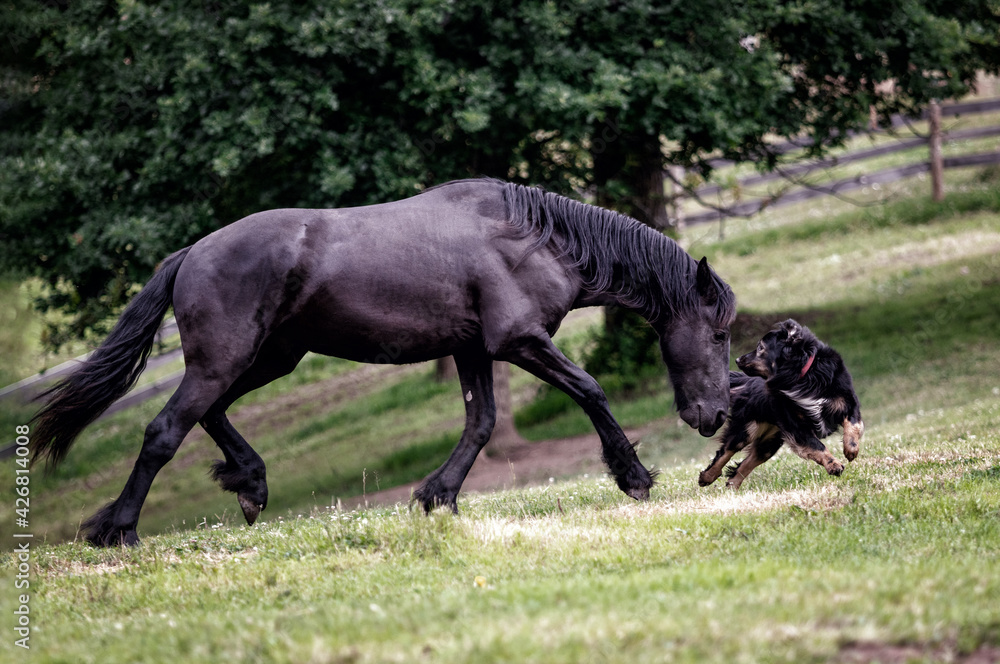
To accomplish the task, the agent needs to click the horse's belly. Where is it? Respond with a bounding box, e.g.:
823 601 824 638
291 294 483 364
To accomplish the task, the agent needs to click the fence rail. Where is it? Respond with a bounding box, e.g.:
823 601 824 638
0 318 178 404
0 320 182 460
682 97 1000 226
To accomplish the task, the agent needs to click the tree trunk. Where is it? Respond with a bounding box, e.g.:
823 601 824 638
589 126 665 383
435 356 457 382
631 135 671 230
593 125 669 229
485 361 525 457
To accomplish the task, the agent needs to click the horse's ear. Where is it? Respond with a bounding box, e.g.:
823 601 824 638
695 257 719 306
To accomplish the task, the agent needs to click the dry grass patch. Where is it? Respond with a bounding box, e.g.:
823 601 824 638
469 515 625 546
615 482 857 518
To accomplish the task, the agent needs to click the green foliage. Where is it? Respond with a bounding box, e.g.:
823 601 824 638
1 0 998 348
583 308 662 394
514 385 576 430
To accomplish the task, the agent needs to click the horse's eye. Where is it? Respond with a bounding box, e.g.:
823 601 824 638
713 330 728 344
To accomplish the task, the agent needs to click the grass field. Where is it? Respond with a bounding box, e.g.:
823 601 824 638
2 169 1000 662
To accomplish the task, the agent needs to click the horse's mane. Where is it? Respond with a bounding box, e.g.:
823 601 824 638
494 179 736 326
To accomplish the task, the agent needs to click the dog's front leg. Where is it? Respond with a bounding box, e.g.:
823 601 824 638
842 417 864 462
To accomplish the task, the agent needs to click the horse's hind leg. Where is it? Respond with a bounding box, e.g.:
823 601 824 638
413 349 495 514
201 416 268 526
200 336 305 525
82 370 233 546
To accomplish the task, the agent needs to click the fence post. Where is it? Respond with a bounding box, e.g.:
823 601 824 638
929 100 944 202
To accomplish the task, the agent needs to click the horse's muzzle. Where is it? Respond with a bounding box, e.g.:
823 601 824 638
238 494 265 526
680 405 727 437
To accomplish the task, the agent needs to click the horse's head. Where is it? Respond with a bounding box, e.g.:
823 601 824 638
656 257 735 437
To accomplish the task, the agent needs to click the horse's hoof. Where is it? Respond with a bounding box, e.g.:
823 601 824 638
88 529 139 548
418 495 459 515
238 494 264 525
413 476 460 514
625 486 649 501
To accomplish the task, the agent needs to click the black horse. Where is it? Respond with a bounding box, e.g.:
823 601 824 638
32 178 736 546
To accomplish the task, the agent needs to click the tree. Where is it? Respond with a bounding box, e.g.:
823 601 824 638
512 0 999 381
2 0 997 349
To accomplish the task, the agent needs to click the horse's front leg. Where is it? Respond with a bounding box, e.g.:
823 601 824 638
504 335 655 501
413 350 496 514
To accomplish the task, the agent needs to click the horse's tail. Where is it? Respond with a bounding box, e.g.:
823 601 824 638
31 246 192 468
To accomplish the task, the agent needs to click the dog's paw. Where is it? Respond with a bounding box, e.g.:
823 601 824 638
698 470 718 487
843 441 859 462
843 419 864 462
827 461 844 476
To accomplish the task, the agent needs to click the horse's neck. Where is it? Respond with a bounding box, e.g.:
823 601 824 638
569 224 690 324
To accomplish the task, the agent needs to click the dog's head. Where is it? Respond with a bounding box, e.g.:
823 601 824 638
736 319 817 380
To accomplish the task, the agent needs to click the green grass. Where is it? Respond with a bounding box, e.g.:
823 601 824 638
3 170 1000 662
3 400 998 663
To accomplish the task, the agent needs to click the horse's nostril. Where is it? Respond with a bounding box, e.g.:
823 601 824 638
713 409 727 431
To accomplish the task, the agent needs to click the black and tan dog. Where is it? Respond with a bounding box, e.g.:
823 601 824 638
699 319 864 489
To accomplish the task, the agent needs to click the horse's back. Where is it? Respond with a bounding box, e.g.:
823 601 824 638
171 180 577 363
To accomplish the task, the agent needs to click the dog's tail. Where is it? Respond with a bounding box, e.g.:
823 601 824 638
31 247 191 468
729 370 754 389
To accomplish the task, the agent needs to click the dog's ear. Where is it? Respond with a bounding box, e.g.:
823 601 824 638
781 319 802 340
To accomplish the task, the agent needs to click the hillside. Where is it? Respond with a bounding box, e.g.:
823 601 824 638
2 166 1000 662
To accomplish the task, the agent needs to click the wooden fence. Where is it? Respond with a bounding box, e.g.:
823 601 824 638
680 98 1000 227
0 320 184 460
